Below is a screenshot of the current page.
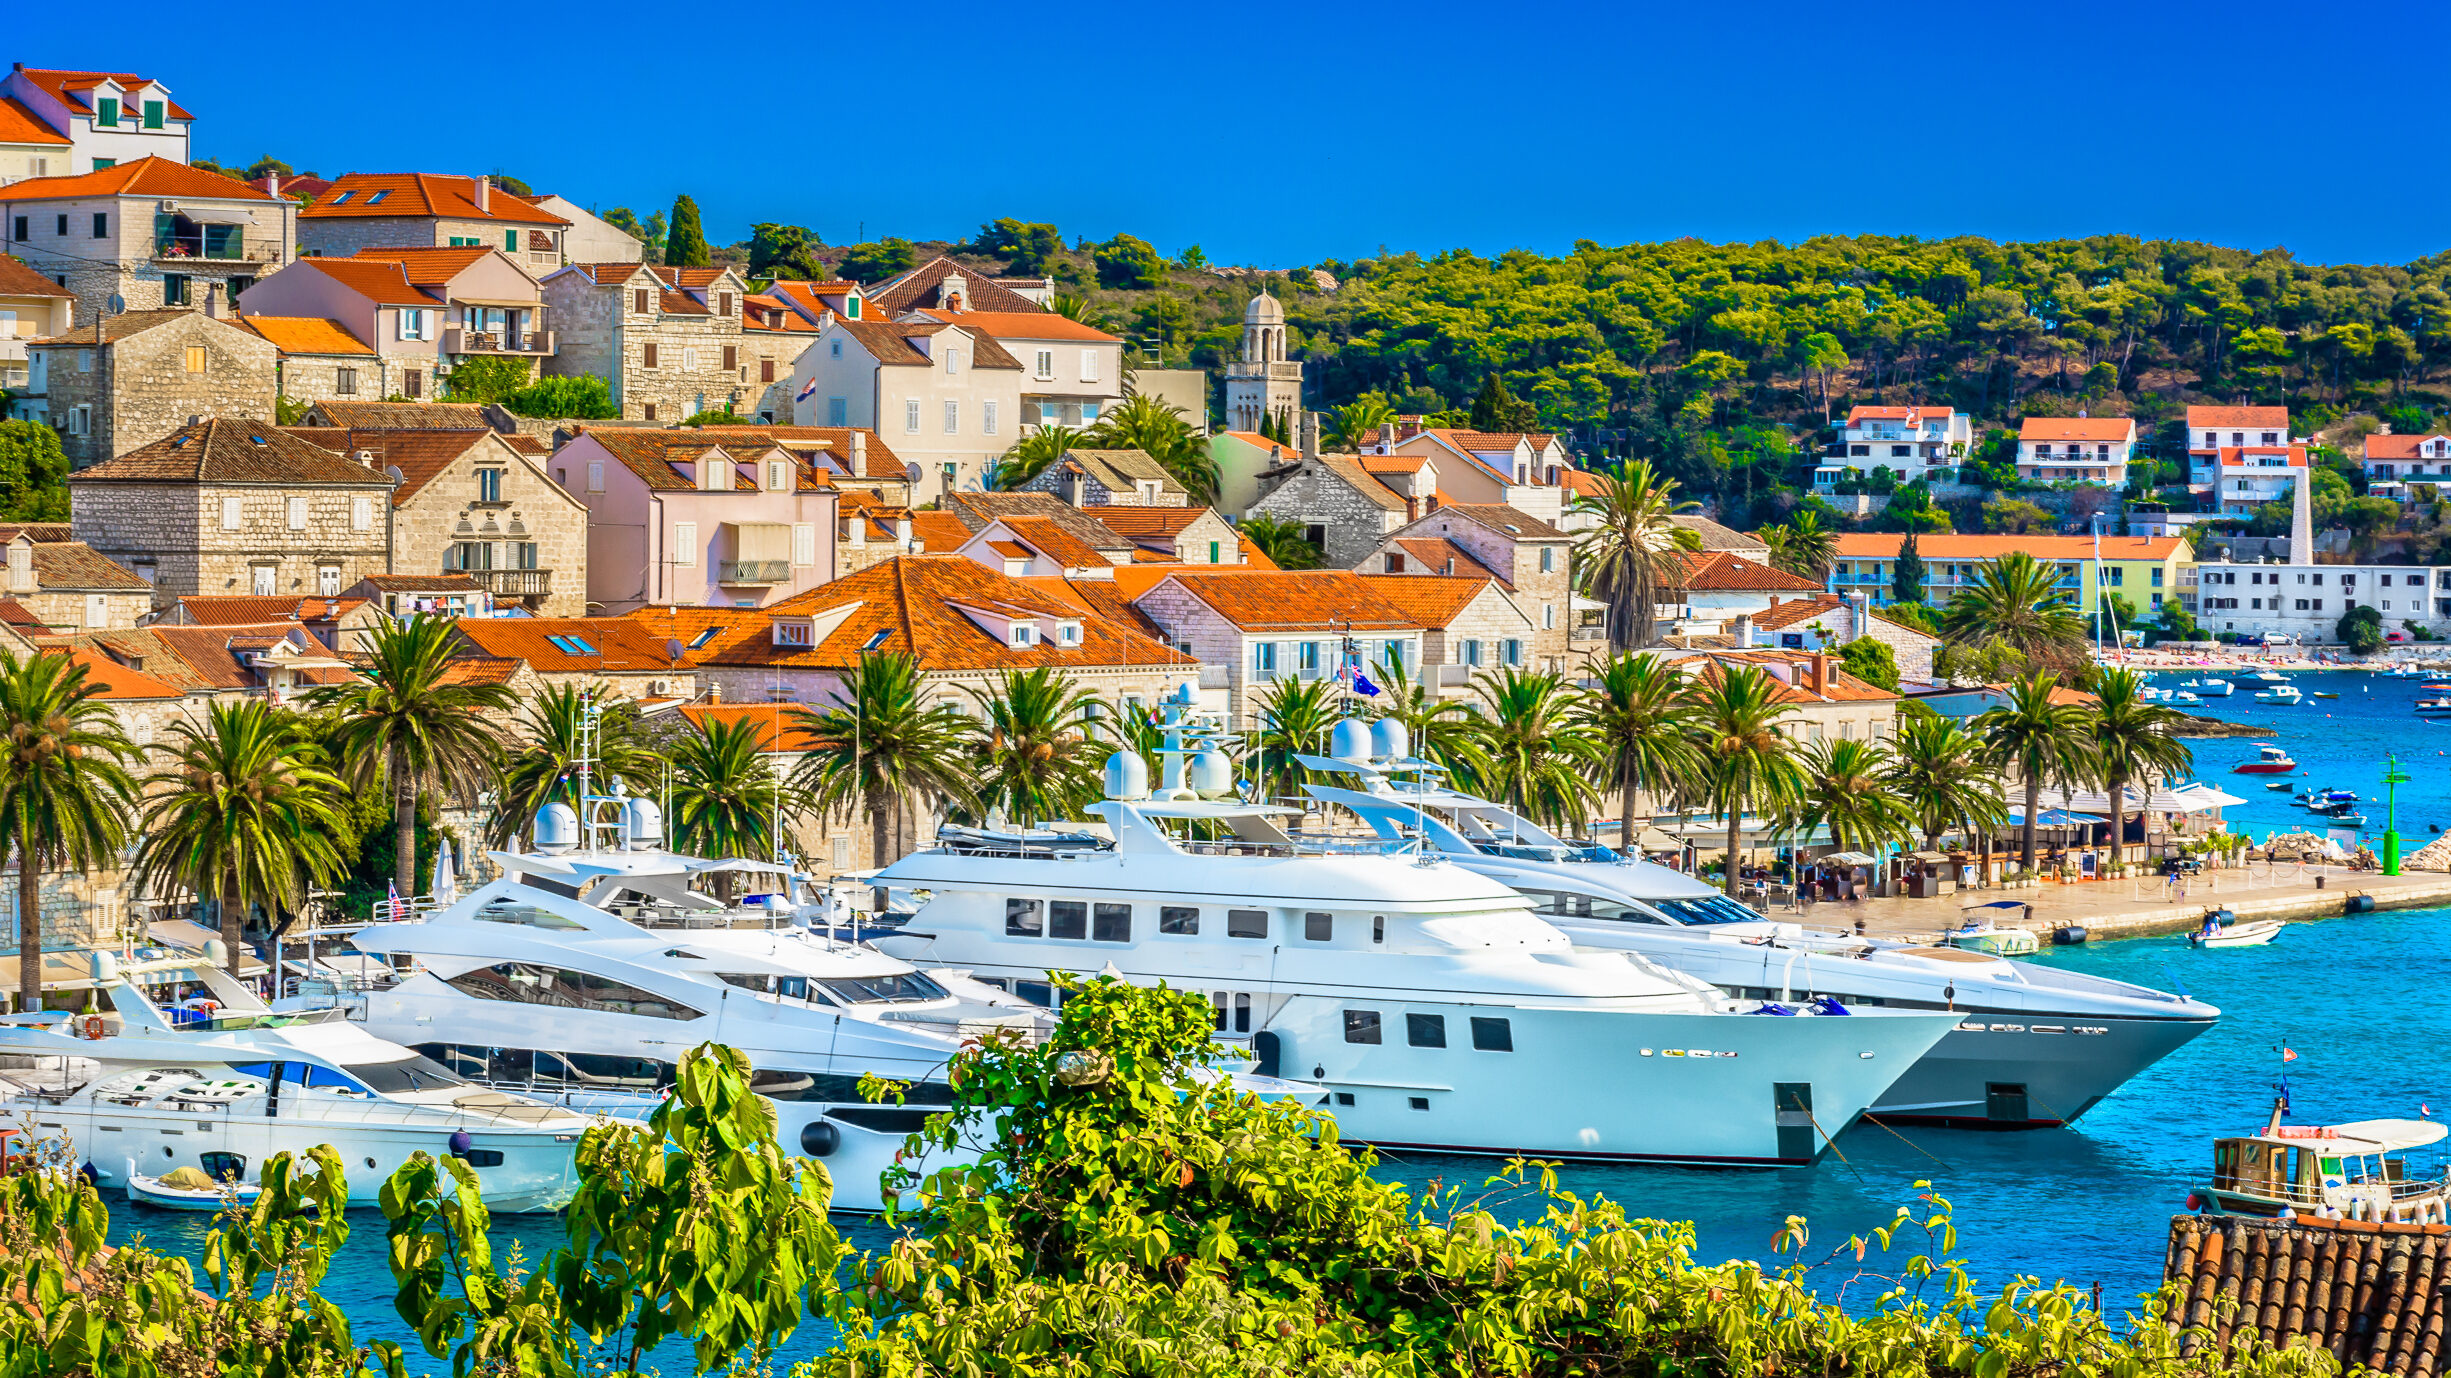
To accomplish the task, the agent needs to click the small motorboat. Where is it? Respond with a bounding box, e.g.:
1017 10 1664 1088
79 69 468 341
2234 745 2297 774
2195 678 2236 697
1940 915 2040 957
2310 691 2339 700
2176 691 2201 704
2265 781 2295 790
2199 1099 2451 1221
2247 670 2288 684
124 1160 260 1211
2189 914 2285 948
2425 683 2451 693
2254 685 2303 705
2415 698 2451 716
2319 813 2369 829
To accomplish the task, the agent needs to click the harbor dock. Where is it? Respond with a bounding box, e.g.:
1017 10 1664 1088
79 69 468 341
1827 866 2451 943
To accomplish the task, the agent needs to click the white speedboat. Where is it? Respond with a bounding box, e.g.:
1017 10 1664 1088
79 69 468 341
1301 719 2219 1129
0 950 599 1212
2246 670 2289 684
866 694 1961 1166
2194 678 2235 697
2176 691 2201 704
2190 915 2285 948
348 782 1058 1212
2254 685 2303 705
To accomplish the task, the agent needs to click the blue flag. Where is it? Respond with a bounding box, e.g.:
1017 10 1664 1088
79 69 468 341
1352 670 1382 697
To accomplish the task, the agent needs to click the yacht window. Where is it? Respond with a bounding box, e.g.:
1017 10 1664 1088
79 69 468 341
346 1054 474 1094
1211 991 1229 1031
1093 902 1131 942
1234 991 1252 1033
819 972 950 1004
461 1150 506 1168
1005 898 1044 937
1017 980 1054 1008
1471 1017 1514 1052
473 902 586 929
1344 1010 1382 1044
1049 900 1088 940
718 972 817 1003
1373 915 1384 944
1227 909 1268 940
1159 905 1199 935
1304 912 1332 942
1654 895 1771 926
1407 1013 1446 1048
750 1069 953 1104
445 962 704 1020
546 1051 676 1088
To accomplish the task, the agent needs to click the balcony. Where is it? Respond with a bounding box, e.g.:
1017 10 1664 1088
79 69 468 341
718 560 790 584
443 327 556 356
152 237 280 265
468 568 552 597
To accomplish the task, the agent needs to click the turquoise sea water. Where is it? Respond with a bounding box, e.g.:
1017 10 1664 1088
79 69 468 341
101 670 2449 1367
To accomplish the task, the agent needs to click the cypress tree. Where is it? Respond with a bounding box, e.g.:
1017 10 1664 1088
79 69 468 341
664 194 710 268
1892 531 1925 603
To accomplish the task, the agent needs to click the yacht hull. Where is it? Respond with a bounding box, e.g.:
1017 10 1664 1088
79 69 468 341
1866 1014 2215 1127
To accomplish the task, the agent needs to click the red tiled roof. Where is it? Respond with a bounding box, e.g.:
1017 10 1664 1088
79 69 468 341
301 174 569 225
452 618 684 673
2163 1213 2451 1374
1843 405 1955 423
943 492 1134 551
63 647 181 700
0 599 46 631
2210 446 2306 467
0 253 73 299
980 515 1116 570
2365 434 2451 461
2184 405 2290 431
1358 575 1509 628
1150 570 1418 632
617 606 759 664
0 97 69 146
345 246 501 286
0 155 269 202
287 428 503 505
1673 551 1823 593
293 258 442 307
913 308 1117 343
171 595 340 626
2019 416 2137 442
1436 503 1567 541
677 703 827 753
234 315 373 356
14 70 191 121
250 174 333 201
866 257 1047 316
70 418 391 487
1085 506 1225 547
1749 596 1848 632
1388 536 1506 584
908 511 971 550
1680 650 1897 704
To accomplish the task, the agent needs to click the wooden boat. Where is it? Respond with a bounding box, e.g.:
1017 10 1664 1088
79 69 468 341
2310 691 2340 699
123 1159 259 1211
2265 781 2294 790
2202 1102 2451 1221
2189 915 2285 948
2233 745 2297 774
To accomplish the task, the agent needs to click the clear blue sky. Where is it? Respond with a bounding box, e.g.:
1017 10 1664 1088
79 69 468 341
20 0 2449 268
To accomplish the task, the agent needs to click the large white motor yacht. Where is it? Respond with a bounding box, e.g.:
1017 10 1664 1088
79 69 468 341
348 785 1054 1212
1302 720 2220 1128
867 700 1963 1166
0 949 598 1211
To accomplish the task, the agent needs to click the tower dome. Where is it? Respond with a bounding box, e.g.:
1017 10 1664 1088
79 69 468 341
1243 290 1285 325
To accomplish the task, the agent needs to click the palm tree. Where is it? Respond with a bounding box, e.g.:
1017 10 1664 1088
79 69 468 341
1086 393 1219 499
1585 653 1703 854
1363 660 1482 784
1247 676 1343 805
790 652 974 867
306 616 512 899
1688 665 1805 897
1570 460 1700 653
1885 712 2007 851
1325 395 1395 452
489 686 659 848
1048 292 1097 324
133 701 347 976
0 652 136 1007
993 425 1084 490
964 667 1106 826
1238 513 1323 570
1972 672 2098 870
1467 669 1602 833
669 715 800 884
1940 552 2088 667
1764 508 1838 583
1780 737 1914 856
2089 668 2195 861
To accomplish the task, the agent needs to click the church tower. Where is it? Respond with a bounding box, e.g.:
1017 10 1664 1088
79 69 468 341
1223 290 1303 435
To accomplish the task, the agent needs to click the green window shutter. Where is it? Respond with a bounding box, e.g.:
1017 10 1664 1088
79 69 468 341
96 98 117 127
143 101 163 129
505 229 517 252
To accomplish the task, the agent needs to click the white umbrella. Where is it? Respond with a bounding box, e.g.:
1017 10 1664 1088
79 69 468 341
430 839 456 908
1821 850 1878 866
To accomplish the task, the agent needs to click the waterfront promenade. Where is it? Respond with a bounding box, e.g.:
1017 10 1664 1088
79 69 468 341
1802 864 2451 943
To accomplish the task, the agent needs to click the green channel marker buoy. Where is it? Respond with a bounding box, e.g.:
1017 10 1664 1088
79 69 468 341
2383 752 2410 876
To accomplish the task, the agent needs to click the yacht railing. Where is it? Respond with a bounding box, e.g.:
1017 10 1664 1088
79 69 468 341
1177 836 1412 859
9 1082 582 1131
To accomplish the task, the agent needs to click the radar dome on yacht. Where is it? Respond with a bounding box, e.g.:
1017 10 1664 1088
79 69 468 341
1187 748 1234 796
1371 718 1408 761
1330 718 1373 763
90 949 119 987
619 796 664 850
533 802 579 853
1104 749 1149 800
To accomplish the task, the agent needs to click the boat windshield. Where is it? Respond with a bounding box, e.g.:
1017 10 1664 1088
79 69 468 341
346 1054 473 1095
1654 895 1774 926
820 972 949 1005
1477 839 1619 863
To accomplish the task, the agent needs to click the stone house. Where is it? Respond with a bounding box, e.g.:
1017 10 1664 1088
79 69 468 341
449 617 695 703
1366 428 1579 525
541 263 752 423
0 253 75 410
1359 504 1577 671
232 314 377 406
0 525 151 630
68 417 396 605
1659 550 1828 634
31 308 278 465
792 315 1022 504
1210 429 1303 517
240 246 550 403
1082 506 1246 567
1670 513 1771 562
1248 451 1415 569
1359 574 1534 693
276 425 587 614
0 157 293 325
1128 569 1426 727
0 68 194 173
1747 593 1939 682
297 174 570 275
1013 448 1188 507
550 427 841 612
341 573 494 620
739 295 821 423
153 592 385 651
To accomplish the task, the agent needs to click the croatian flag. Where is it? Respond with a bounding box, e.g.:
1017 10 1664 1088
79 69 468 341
795 375 821 403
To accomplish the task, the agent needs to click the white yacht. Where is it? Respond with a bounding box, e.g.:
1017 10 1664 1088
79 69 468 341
347 784 1056 1212
0 949 597 1211
1302 720 2220 1128
867 699 1962 1167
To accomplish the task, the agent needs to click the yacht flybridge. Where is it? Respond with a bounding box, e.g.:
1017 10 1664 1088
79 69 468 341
869 694 1962 1166
1299 720 2220 1128
349 781 1056 1212
0 948 596 1211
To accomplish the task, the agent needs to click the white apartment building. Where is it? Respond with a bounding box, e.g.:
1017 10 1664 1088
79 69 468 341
0 67 192 175
2195 561 2451 641
2016 415 2137 485
1824 405 1971 485
2205 446 2306 516
2185 405 2290 489
2364 433 2451 498
791 316 1022 504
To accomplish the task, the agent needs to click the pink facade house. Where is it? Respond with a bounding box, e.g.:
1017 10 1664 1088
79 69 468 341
237 245 550 403
549 428 840 613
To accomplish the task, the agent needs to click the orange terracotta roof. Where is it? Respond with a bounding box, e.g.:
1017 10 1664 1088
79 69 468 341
1150 570 1418 632
1085 506 1226 548
290 428 501 505
63 647 181 700
677 703 827 752
982 515 1115 570
1388 536 1506 584
912 308 1117 343
1680 650 1897 704
1673 551 1823 593
293 258 441 307
867 257 1047 316
1748 596 1848 632
0 155 270 202
71 418 391 487
943 492 1134 551
0 599 46 631
2019 416 2137 442
302 174 568 225
14 70 191 122
907 511 971 550
573 430 760 492
234 315 373 356
1361 453 1426 475
2162 1212 2451 1371
1019 577 1173 640
703 426 906 482
618 606 760 663
986 540 1032 559
1830 533 2185 561
440 655 523 687
2209 446 2306 467
2364 434 2451 461
0 253 73 299
452 618 685 673
1237 534 1280 570
1436 503 1567 540
1358 575 1509 627
1843 405 1955 423
346 246 501 286
2184 405 2290 431
169 595 338 626
0 97 69 146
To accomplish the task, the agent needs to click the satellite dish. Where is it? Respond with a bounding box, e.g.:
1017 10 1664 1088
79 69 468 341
384 465 404 482
666 639 686 661
107 293 125 315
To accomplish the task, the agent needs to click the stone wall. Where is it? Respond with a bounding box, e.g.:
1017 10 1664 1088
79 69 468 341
740 332 814 423
272 353 386 407
540 276 751 423
392 434 591 616
1248 460 1403 568
7 193 290 327
39 313 278 466
297 216 446 258
1387 510 1575 672
72 475 393 606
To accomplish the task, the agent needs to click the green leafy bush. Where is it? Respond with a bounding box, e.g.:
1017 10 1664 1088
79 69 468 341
503 374 618 420
442 354 533 405
1093 233 1167 289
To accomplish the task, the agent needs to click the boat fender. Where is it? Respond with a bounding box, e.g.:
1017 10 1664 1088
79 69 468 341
799 1120 840 1158
1250 1030 1282 1080
448 1131 473 1156
2054 925 2089 946
1809 995 1850 1016
82 1015 103 1040
2186 1192 2204 1212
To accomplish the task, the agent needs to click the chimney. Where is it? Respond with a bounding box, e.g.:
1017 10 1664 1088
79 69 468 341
896 516 913 548
473 174 491 214
847 431 866 468
266 172 279 199
1732 613 1753 649
201 281 223 318
707 680 722 705
1377 420 1396 450
1298 410 1321 460
1808 650 1829 696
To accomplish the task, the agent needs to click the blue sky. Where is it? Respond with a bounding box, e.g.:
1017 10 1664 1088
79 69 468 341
20 0 2450 267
